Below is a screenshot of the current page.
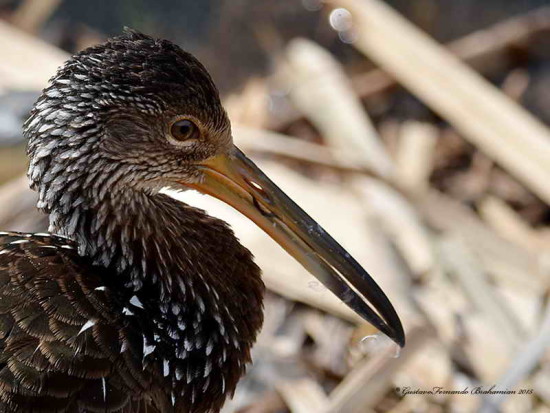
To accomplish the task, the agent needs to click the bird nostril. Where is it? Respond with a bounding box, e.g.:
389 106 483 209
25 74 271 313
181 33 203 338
249 180 262 191
244 178 273 205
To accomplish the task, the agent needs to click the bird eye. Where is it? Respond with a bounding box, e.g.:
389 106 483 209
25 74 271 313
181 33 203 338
170 119 200 142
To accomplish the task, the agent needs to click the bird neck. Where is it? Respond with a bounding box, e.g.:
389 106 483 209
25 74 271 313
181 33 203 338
49 185 264 402
51 184 262 302
50 184 263 331
47 185 264 406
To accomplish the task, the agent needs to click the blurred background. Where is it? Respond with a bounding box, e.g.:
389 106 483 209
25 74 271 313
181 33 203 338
0 0 549 412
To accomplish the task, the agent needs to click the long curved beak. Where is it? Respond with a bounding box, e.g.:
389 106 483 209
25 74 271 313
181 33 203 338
183 145 405 347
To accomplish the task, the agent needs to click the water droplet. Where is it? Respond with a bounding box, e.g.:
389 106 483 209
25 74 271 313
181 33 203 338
329 8 353 32
360 333 381 353
302 0 323 12
361 334 379 343
308 281 323 291
393 344 402 359
338 28 358 44
360 333 400 358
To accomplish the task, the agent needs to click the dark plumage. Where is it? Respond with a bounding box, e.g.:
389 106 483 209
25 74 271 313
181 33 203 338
0 29 403 412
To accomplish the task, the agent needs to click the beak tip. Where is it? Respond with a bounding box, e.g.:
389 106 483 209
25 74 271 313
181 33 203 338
390 320 406 348
395 332 406 348
392 321 406 348
381 320 405 348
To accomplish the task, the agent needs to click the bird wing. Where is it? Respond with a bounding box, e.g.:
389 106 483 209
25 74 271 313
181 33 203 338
0 232 165 412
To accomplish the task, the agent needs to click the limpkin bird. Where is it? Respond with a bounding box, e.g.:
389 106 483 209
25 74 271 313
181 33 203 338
0 30 404 412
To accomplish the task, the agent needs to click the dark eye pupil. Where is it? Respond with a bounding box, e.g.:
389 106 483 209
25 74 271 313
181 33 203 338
171 119 198 141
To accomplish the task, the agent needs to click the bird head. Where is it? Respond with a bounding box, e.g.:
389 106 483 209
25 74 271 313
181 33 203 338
25 29 404 347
